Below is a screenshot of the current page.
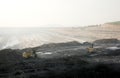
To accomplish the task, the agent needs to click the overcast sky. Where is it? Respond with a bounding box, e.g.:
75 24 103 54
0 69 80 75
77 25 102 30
0 0 120 27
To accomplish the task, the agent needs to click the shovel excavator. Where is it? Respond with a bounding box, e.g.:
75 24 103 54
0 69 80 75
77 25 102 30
87 43 95 53
22 50 37 58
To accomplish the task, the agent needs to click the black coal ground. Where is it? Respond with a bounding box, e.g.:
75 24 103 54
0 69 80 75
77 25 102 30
0 43 120 78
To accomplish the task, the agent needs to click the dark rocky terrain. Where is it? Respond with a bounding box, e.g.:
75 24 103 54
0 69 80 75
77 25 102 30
0 39 120 78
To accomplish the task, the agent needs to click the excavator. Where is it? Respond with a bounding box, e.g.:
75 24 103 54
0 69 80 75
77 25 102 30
87 43 95 53
22 50 37 58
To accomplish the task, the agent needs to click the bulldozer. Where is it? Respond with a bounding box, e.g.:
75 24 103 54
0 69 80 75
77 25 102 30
22 49 37 58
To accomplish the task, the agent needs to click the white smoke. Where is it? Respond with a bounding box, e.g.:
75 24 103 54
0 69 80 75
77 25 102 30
106 47 120 50
1 37 20 49
0 28 87 50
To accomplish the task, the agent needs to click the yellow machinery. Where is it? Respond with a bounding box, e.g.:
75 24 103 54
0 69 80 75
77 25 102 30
87 47 95 53
22 51 33 58
22 49 37 58
87 43 95 53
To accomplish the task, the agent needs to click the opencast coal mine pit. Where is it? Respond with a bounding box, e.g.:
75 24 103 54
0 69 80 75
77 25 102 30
0 39 120 78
